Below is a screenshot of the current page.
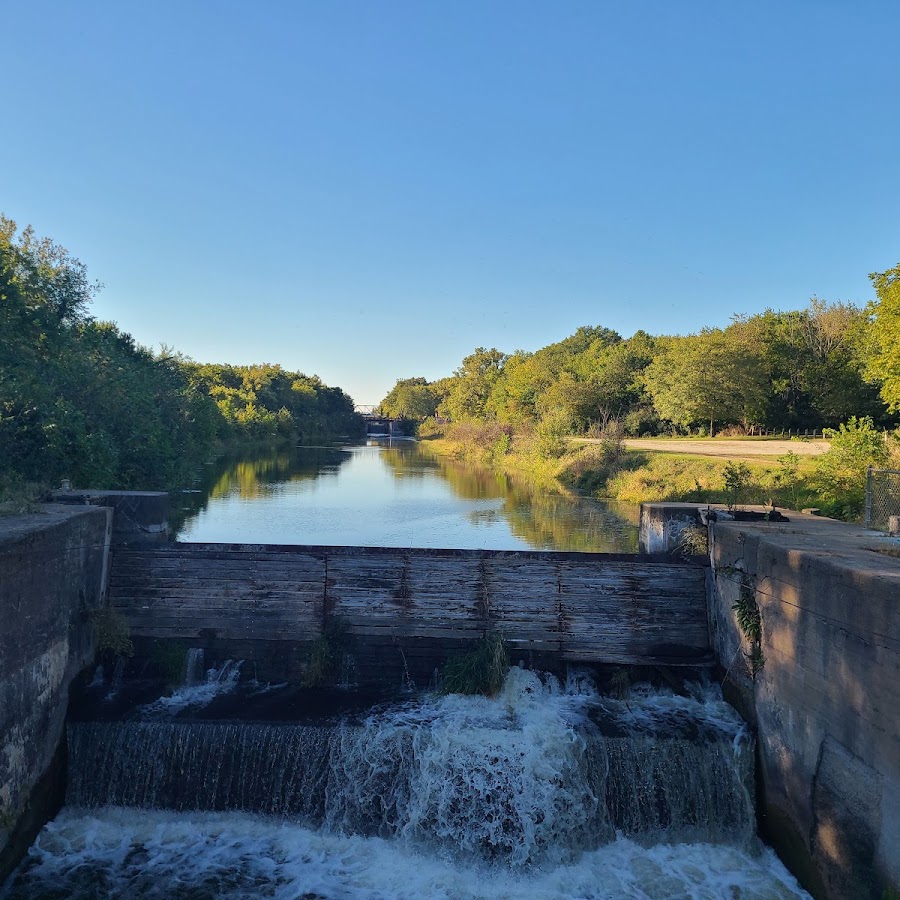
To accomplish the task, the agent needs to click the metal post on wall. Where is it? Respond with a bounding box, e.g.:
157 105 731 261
865 466 873 529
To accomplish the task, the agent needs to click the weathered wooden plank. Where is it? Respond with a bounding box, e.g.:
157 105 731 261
110 588 324 604
343 626 490 641
117 593 322 617
109 544 710 668
111 566 323 583
120 607 322 624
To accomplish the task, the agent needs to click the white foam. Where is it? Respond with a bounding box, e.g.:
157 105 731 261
2 807 811 900
601 681 751 746
327 668 605 863
137 659 242 718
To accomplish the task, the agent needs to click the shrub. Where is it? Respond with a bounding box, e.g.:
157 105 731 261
608 668 631 700
443 420 514 462
674 523 709 557
814 416 890 519
605 454 722 503
723 460 753 510
0 477 48 516
301 636 335 688
717 424 748 437
534 409 571 459
562 421 628 492
91 606 134 658
416 417 444 439
301 619 348 688
440 633 508 696
766 451 802 510
622 405 660 437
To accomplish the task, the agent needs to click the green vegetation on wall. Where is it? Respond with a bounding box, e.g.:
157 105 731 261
440 633 509 697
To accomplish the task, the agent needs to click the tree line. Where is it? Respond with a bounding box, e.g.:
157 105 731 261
0 217 362 493
379 270 900 437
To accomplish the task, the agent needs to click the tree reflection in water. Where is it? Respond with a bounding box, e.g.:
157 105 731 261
172 441 638 552
380 443 639 553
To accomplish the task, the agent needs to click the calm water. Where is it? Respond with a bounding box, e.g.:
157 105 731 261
174 440 640 552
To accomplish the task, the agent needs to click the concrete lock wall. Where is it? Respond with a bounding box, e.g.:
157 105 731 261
639 502 704 553
0 505 112 882
704 513 900 899
50 489 169 546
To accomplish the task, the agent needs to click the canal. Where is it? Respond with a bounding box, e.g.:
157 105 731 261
173 439 641 552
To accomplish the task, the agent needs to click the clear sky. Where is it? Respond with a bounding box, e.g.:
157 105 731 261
3 1 899 405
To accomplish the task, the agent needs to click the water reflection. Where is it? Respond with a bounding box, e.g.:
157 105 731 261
170 447 352 534
174 441 639 552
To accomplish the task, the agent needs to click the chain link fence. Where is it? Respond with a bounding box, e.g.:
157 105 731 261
865 468 900 533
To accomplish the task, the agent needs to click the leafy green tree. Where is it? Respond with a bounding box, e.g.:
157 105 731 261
722 461 753 510
729 299 882 429
2 216 362 490
534 407 572 459
182 361 360 441
483 351 549 424
644 329 767 435
379 377 438 419
864 263 900 411
440 347 508 421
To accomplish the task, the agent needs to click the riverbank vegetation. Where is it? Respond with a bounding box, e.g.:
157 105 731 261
421 416 900 521
1 217 362 498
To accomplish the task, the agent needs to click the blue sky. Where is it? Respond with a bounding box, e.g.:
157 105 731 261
3 1 899 405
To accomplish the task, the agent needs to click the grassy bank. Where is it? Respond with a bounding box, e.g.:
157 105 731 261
420 419 893 519
596 451 820 508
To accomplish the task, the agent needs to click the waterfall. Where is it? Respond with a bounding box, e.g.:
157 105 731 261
67 669 755 865
136 658 243 718
102 656 126 701
183 647 205 686
4 669 812 899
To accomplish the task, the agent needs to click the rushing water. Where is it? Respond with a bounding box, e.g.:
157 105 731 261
3 671 810 899
173 441 640 552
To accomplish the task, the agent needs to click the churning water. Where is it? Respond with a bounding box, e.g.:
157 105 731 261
2 670 810 899
136 658 243 719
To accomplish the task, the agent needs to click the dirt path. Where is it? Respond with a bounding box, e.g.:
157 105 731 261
574 437 829 459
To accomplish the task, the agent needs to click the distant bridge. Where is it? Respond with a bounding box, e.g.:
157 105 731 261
355 405 403 435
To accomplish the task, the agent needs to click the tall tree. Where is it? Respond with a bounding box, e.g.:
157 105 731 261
644 329 767 435
865 262 900 411
379 377 438 419
440 347 508 421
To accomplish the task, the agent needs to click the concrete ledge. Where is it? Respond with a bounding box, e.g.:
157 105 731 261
707 512 900 899
640 503 705 552
0 505 111 882
50 490 169 546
